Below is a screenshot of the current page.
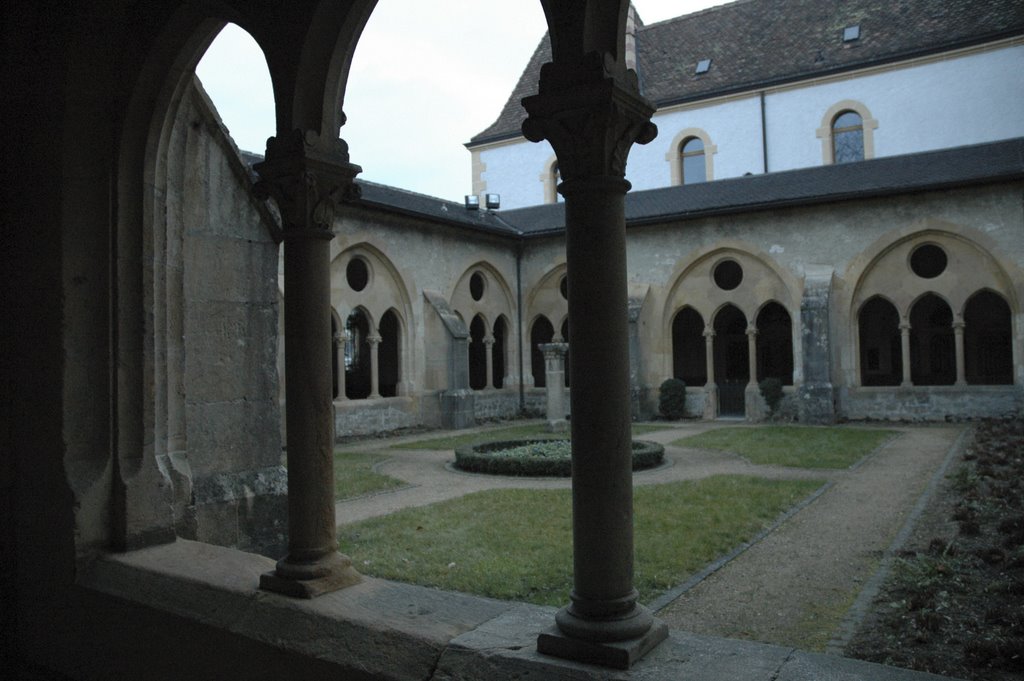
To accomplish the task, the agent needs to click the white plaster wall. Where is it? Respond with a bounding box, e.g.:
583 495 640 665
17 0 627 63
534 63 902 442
474 44 1024 208
631 94 765 188
766 44 1024 171
477 138 555 209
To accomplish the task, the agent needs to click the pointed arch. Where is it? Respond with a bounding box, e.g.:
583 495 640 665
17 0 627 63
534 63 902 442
671 306 706 386
858 296 902 386
964 290 1013 385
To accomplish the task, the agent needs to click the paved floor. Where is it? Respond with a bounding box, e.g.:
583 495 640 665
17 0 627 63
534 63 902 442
333 420 963 656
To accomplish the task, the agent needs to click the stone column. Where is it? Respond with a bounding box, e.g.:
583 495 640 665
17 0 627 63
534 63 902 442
253 130 361 598
798 266 836 423
484 334 495 390
539 342 568 432
953 319 967 386
523 53 667 668
367 334 382 398
333 330 347 400
900 322 913 387
703 328 718 420
745 326 763 420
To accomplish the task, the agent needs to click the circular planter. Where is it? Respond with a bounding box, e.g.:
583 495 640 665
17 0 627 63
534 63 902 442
453 438 664 477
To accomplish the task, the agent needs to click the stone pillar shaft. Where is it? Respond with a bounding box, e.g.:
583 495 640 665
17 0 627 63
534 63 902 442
254 130 361 598
900 322 913 387
484 335 495 390
368 334 381 398
334 331 347 400
703 328 718 420
953 320 967 386
746 327 758 388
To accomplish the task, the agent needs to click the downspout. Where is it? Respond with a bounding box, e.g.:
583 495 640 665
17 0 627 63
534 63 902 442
760 90 769 174
516 237 526 413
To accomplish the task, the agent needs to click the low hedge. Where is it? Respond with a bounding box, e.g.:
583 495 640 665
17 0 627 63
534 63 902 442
454 438 665 477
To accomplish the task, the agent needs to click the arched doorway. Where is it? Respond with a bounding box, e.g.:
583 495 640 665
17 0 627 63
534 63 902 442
714 305 749 416
671 307 706 386
910 294 955 386
964 291 1013 384
756 302 793 385
859 296 902 386
493 316 508 389
469 314 488 390
345 308 372 399
531 316 554 388
379 310 400 397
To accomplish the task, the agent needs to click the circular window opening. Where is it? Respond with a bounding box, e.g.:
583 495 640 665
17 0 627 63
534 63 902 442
909 244 947 279
559 275 568 300
470 272 485 301
346 257 369 291
713 260 743 290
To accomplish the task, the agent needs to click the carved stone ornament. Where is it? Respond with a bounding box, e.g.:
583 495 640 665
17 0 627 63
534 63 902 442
521 52 657 181
254 129 362 239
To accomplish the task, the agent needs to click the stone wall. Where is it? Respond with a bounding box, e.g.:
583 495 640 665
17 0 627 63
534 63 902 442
472 390 521 421
335 397 425 438
842 386 1023 422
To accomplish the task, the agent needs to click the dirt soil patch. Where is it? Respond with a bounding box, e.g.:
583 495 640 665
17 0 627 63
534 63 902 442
845 419 1024 680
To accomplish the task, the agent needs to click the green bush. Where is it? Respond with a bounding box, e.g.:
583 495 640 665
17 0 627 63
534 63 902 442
659 378 687 420
454 439 664 476
759 377 784 414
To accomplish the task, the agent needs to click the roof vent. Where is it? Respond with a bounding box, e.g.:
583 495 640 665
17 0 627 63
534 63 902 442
695 58 712 75
464 195 479 210
485 193 500 210
843 25 860 42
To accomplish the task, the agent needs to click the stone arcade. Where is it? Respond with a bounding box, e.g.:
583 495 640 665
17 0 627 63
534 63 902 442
3 1 1023 679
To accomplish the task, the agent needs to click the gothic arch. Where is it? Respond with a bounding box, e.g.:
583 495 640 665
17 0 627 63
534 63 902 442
450 260 515 327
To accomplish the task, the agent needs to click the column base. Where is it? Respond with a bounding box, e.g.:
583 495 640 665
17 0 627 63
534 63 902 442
547 418 568 433
537 617 668 670
260 551 361 598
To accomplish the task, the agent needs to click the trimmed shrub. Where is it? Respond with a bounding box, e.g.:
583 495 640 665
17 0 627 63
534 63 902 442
454 439 664 477
759 377 784 414
659 378 687 420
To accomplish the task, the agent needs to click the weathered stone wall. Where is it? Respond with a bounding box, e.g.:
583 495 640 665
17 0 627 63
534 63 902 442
169 81 285 557
842 387 1023 422
472 390 521 421
334 397 425 438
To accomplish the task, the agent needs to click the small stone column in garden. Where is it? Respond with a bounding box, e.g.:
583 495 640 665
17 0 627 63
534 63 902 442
539 342 568 432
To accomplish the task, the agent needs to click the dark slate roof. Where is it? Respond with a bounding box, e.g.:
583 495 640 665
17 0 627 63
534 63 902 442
469 0 1024 146
497 137 1024 236
352 181 522 236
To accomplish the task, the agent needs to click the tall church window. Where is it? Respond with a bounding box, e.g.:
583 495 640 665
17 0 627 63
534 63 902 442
378 310 400 397
964 291 1013 385
530 316 554 388
469 314 487 390
756 303 793 385
680 137 706 184
910 294 955 386
672 307 706 386
831 110 864 164
858 297 902 386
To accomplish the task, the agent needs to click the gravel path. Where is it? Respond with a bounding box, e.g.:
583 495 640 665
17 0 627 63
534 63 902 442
334 421 964 652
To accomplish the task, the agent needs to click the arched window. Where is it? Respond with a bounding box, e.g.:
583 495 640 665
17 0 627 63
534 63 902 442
756 303 793 385
672 307 706 386
680 137 706 184
378 310 400 397
964 291 1013 385
910 294 955 386
530 316 554 388
345 309 372 399
492 316 508 389
831 110 864 164
469 314 487 390
858 297 902 386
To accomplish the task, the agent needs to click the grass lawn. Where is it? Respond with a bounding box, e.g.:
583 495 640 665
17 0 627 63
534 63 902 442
334 450 406 500
673 426 896 469
339 475 822 606
391 422 671 451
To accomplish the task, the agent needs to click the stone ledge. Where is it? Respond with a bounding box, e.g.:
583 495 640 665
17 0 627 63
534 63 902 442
79 540 961 681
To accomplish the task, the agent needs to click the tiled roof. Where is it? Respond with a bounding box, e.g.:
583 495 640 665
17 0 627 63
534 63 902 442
469 0 1024 146
352 181 522 236
497 137 1024 235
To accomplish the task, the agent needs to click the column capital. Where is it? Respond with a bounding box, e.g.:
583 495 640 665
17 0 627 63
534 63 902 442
899 322 912 332
953 320 966 331
746 326 758 337
483 335 495 347
254 130 362 241
521 53 657 182
539 342 569 359
703 329 716 339
367 334 382 346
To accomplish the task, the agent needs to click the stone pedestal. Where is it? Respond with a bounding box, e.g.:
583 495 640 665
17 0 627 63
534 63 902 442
539 342 568 432
522 37 666 668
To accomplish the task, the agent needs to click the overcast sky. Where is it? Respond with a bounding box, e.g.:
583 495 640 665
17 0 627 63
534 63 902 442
197 1 720 201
